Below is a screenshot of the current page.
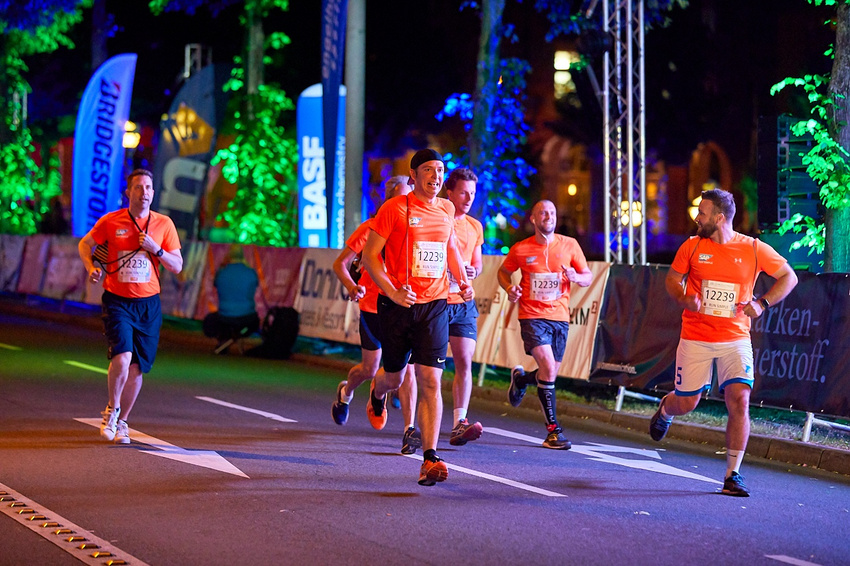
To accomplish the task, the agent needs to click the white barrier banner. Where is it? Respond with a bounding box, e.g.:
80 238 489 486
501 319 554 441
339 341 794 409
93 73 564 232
160 240 208 318
41 236 87 302
292 247 360 345
479 260 610 380
0 234 26 292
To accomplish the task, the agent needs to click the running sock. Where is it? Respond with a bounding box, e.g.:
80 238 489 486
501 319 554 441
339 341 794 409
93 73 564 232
340 386 354 404
658 395 672 421
537 382 558 427
370 389 384 414
726 449 745 477
525 369 539 387
423 449 439 462
453 408 467 423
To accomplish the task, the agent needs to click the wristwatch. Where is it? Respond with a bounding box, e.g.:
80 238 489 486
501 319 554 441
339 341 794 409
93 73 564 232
155 248 164 257
758 297 770 310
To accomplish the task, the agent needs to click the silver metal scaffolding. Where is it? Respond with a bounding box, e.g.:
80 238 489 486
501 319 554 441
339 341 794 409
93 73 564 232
603 0 646 265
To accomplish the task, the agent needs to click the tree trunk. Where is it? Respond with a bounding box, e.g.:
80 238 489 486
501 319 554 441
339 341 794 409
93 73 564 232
91 0 108 71
245 5 265 120
470 0 505 172
827 2 850 272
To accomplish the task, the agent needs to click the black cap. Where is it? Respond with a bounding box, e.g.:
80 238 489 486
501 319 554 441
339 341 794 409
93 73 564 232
410 148 444 171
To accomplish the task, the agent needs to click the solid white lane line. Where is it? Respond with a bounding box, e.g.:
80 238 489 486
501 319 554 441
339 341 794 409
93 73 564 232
765 555 823 566
401 454 566 497
0 482 150 566
0 342 22 350
63 360 108 374
196 396 298 423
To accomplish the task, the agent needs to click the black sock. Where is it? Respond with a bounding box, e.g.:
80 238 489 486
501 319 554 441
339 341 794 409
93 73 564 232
537 382 558 427
370 389 384 414
525 369 539 386
423 449 439 462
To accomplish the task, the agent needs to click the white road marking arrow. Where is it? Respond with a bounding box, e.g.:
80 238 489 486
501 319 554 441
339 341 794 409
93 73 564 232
485 427 722 485
74 418 249 478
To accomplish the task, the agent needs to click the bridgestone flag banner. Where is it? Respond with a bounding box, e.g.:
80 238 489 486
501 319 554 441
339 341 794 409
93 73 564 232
72 53 137 237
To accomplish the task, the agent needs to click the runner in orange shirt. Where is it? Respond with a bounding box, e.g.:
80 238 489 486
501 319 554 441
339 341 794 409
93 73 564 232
651 188 798 496
362 149 474 486
498 199 592 449
331 176 420 455
78 169 183 444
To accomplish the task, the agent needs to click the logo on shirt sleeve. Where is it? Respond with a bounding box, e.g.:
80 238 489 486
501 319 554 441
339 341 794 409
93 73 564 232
116 229 129 237
698 253 712 263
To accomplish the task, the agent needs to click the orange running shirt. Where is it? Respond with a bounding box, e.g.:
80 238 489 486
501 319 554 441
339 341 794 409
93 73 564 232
90 209 181 299
670 233 788 342
344 219 379 314
501 234 589 321
370 193 456 304
447 213 483 305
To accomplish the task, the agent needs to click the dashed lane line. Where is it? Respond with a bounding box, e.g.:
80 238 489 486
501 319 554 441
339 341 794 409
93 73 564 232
64 360 108 374
765 555 823 566
0 342 22 350
196 396 298 423
0 482 150 565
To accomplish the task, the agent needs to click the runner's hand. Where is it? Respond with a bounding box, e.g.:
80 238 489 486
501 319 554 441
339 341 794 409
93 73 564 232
348 284 366 302
390 285 416 308
464 264 477 279
681 293 700 312
88 267 103 284
507 284 522 303
458 281 475 302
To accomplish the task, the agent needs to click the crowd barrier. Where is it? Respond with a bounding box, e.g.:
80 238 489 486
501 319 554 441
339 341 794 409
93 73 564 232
1 233 847 420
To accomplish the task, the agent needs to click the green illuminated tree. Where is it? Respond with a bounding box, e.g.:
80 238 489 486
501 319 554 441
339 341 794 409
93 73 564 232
771 0 850 272
150 0 299 246
0 1 87 234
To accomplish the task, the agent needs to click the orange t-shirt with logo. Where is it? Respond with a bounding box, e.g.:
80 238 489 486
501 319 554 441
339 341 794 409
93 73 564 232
371 193 456 304
90 209 181 299
670 233 788 342
447 213 483 305
501 234 589 321
345 219 380 314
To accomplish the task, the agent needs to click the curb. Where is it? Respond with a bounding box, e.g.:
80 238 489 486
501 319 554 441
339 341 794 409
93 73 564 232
3 294 848 477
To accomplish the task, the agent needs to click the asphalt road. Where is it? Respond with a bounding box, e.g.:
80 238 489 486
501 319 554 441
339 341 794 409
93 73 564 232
1 311 849 566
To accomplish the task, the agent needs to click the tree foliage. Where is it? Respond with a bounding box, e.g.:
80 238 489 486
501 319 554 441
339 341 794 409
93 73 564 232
0 0 88 235
150 0 299 247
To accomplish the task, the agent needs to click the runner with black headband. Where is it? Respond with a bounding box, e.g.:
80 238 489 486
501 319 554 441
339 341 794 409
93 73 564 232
78 169 183 444
362 149 474 486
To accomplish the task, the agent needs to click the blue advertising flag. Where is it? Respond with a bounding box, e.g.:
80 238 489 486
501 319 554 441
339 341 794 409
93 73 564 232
297 84 346 249
71 54 137 237
152 63 229 241
321 0 348 247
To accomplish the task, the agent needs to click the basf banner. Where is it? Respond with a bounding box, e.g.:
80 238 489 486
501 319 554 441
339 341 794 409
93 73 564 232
297 84 346 249
72 53 137 237
152 64 229 240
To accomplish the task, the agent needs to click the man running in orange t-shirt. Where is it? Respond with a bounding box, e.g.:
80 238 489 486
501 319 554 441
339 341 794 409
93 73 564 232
362 149 474 486
331 176 420 455
78 169 183 445
651 188 798 496
498 199 592 450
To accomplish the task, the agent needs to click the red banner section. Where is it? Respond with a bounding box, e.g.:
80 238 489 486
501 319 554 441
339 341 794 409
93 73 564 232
3 235 849 419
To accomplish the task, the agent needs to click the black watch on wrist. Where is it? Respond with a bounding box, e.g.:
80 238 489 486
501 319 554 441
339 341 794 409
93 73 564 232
758 297 770 310
155 248 164 257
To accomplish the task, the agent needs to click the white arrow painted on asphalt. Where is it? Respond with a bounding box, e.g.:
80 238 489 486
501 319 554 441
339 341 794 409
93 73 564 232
74 418 249 478
485 427 722 485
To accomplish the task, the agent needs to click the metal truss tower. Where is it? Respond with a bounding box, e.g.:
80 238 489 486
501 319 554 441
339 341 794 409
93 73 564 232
603 0 646 265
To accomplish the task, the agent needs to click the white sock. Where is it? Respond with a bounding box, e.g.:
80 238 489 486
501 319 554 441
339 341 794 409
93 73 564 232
726 449 745 477
340 384 354 404
406 422 415 431
453 408 467 423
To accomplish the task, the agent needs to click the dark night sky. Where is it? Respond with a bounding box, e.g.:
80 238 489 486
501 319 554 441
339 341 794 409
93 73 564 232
22 0 837 174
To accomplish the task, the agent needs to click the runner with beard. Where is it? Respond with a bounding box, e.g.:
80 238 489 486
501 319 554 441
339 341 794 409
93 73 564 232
651 188 798 496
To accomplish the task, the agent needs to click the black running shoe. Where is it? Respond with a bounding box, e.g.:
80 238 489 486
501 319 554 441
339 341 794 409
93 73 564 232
508 366 527 407
331 381 350 426
721 471 750 497
401 427 421 455
649 400 672 441
542 426 571 450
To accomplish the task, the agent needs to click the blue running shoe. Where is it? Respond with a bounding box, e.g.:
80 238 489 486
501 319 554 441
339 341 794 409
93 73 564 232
508 366 527 407
331 381 350 426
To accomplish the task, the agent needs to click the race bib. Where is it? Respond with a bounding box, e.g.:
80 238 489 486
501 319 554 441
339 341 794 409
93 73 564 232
529 272 561 302
700 279 740 318
412 241 446 278
118 254 152 284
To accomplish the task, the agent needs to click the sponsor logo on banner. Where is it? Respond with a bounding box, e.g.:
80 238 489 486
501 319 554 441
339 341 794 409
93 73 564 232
72 54 137 237
292 248 360 344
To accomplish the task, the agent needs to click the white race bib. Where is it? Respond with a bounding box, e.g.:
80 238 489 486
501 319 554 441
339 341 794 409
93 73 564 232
412 241 446 279
700 279 740 318
118 254 152 284
529 272 561 302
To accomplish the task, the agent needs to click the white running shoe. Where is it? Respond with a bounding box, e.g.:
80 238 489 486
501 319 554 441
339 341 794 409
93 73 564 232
100 406 120 441
114 419 130 444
